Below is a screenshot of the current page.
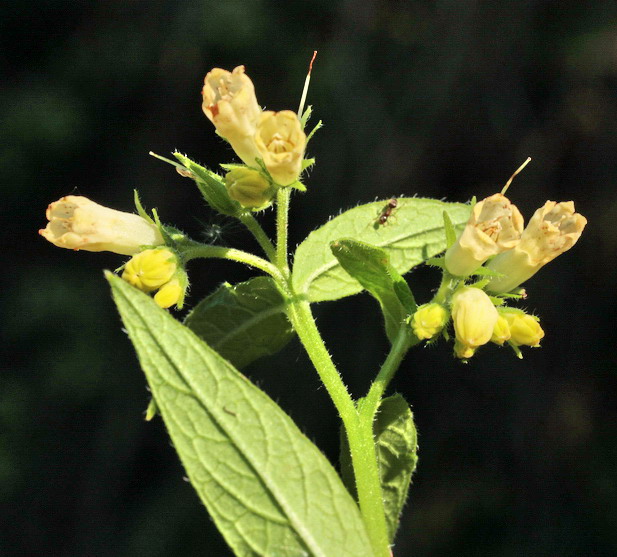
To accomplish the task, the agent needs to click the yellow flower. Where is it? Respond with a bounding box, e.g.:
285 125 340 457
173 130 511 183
122 249 177 292
224 167 274 209
154 278 184 309
486 201 587 293
491 314 511 346
201 66 262 167
254 110 306 186
411 303 448 340
39 196 163 255
445 194 524 277
502 310 544 347
451 287 498 359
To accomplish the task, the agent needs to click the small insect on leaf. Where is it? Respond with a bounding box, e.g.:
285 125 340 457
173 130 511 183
374 198 398 228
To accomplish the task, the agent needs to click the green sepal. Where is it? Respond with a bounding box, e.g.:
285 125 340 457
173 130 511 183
184 277 294 370
443 210 457 248
300 104 313 128
172 152 242 217
425 257 445 268
340 394 419 543
287 180 307 192
330 239 415 343
133 190 155 224
306 120 323 144
301 158 315 171
470 266 504 278
107 273 373 556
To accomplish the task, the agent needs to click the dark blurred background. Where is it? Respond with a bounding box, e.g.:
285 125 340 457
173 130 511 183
2 1 616 555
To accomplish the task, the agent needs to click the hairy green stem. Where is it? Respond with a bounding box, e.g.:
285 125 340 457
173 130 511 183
238 213 277 263
276 188 291 276
181 244 285 283
359 327 415 423
286 298 390 557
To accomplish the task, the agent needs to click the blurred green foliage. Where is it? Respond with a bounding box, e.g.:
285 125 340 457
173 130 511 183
2 1 617 555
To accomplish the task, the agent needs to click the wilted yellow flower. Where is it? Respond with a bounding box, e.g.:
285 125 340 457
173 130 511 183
254 110 306 186
411 303 448 340
224 167 274 209
154 278 183 309
502 310 544 347
122 249 177 292
451 287 498 359
491 314 511 346
486 201 587 293
201 66 262 166
39 196 163 255
445 194 524 277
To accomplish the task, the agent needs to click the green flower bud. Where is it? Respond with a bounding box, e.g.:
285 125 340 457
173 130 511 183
224 167 274 210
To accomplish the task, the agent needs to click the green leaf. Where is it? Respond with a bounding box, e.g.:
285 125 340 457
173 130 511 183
340 394 418 543
184 277 294 370
173 152 242 217
108 274 373 557
330 239 415 342
292 198 471 302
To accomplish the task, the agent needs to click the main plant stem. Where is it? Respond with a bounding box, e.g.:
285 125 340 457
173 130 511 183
285 300 391 557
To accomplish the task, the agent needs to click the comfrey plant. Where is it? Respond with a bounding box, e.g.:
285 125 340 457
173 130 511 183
40 59 586 556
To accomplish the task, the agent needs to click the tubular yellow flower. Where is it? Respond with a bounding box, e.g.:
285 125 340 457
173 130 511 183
122 249 177 292
201 66 262 167
445 194 524 277
486 201 587 293
39 196 164 255
451 287 498 359
411 303 448 340
502 310 545 347
154 278 183 309
254 110 306 186
491 314 512 346
224 167 274 209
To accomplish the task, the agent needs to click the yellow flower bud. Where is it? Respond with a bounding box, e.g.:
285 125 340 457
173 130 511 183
122 249 177 292
451 287 498 359
445 194 524 277
411 303 448 340
491 314 511 346
254 110 306 186
486 201 587 293
201 66 262 167
224 167 274 209
154 278 183 309
39 196 163 256
502 310 544 347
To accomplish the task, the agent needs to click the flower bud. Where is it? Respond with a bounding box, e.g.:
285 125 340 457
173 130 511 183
39 196 164 256
411 303 448 340
201 66 262 166
224 167 274 209
451 287 498 359
491 314 511 346
122 249 177 292
255 110 306 186
502 310 544 347
154 278 183 309
445 194 524 277
486 201 587 293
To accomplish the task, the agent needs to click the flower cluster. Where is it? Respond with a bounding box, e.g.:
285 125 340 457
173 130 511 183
410 192 586 359
202 65 307 203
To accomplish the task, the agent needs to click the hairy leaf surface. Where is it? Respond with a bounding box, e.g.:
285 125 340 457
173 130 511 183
184 277 293 369
292 198 470 302
108 275 373 557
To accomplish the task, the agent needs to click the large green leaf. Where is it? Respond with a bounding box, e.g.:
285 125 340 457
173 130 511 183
330 239 416 343
340 394 418 543
184 277 294 370
292 198 471 302
108 275 373 557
